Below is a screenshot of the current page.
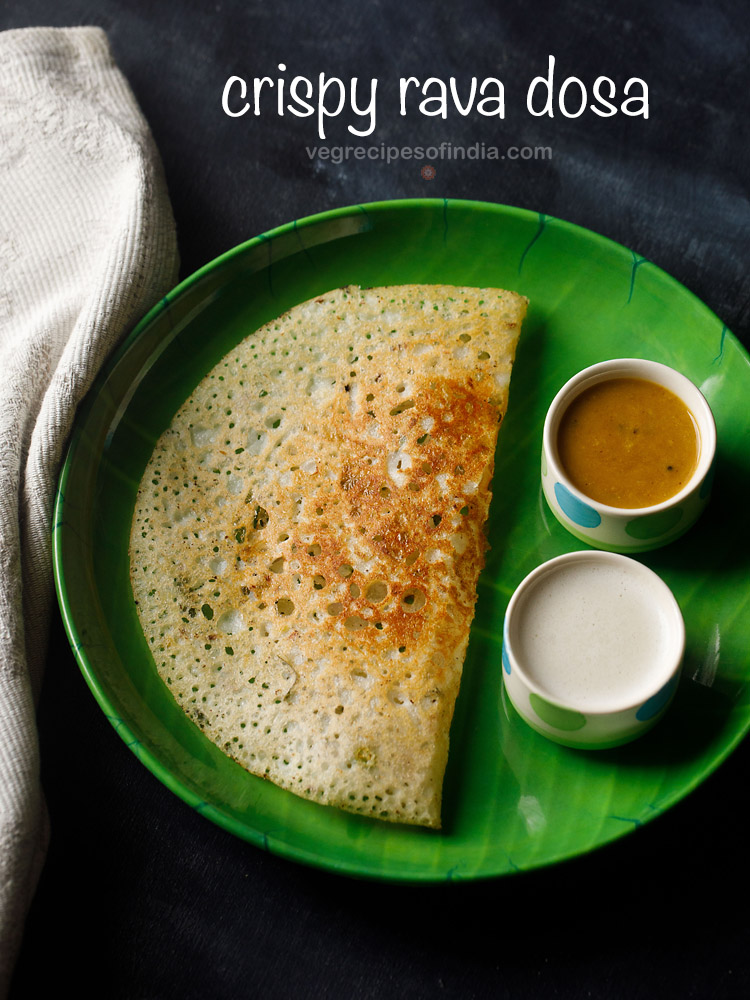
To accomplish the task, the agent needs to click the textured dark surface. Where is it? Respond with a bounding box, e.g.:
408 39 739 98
3 1 750 996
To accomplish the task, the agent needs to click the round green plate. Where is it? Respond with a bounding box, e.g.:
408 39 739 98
53 199 750 882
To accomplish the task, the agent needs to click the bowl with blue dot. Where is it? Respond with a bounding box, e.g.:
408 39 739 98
541 358 716 553
501 551 685 749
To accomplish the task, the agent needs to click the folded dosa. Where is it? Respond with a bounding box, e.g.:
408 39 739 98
130 284 526 827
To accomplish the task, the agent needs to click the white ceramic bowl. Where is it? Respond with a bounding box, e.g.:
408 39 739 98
541 358 716 552
501 550 685 749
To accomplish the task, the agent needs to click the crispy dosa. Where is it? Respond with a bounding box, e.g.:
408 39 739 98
130 284 526 827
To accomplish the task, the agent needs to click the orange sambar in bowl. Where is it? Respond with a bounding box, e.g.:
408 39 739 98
557 377 699 509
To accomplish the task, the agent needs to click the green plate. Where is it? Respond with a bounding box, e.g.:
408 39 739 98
53 199 750 882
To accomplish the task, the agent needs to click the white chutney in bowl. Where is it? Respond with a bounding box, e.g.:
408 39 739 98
502 550 685 749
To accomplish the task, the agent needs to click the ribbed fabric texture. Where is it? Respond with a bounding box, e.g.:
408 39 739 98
0 27 178 994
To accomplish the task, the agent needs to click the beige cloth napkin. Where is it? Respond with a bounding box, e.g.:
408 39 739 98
0 26 178 993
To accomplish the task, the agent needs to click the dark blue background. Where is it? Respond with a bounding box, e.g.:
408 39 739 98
3 1 749 997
